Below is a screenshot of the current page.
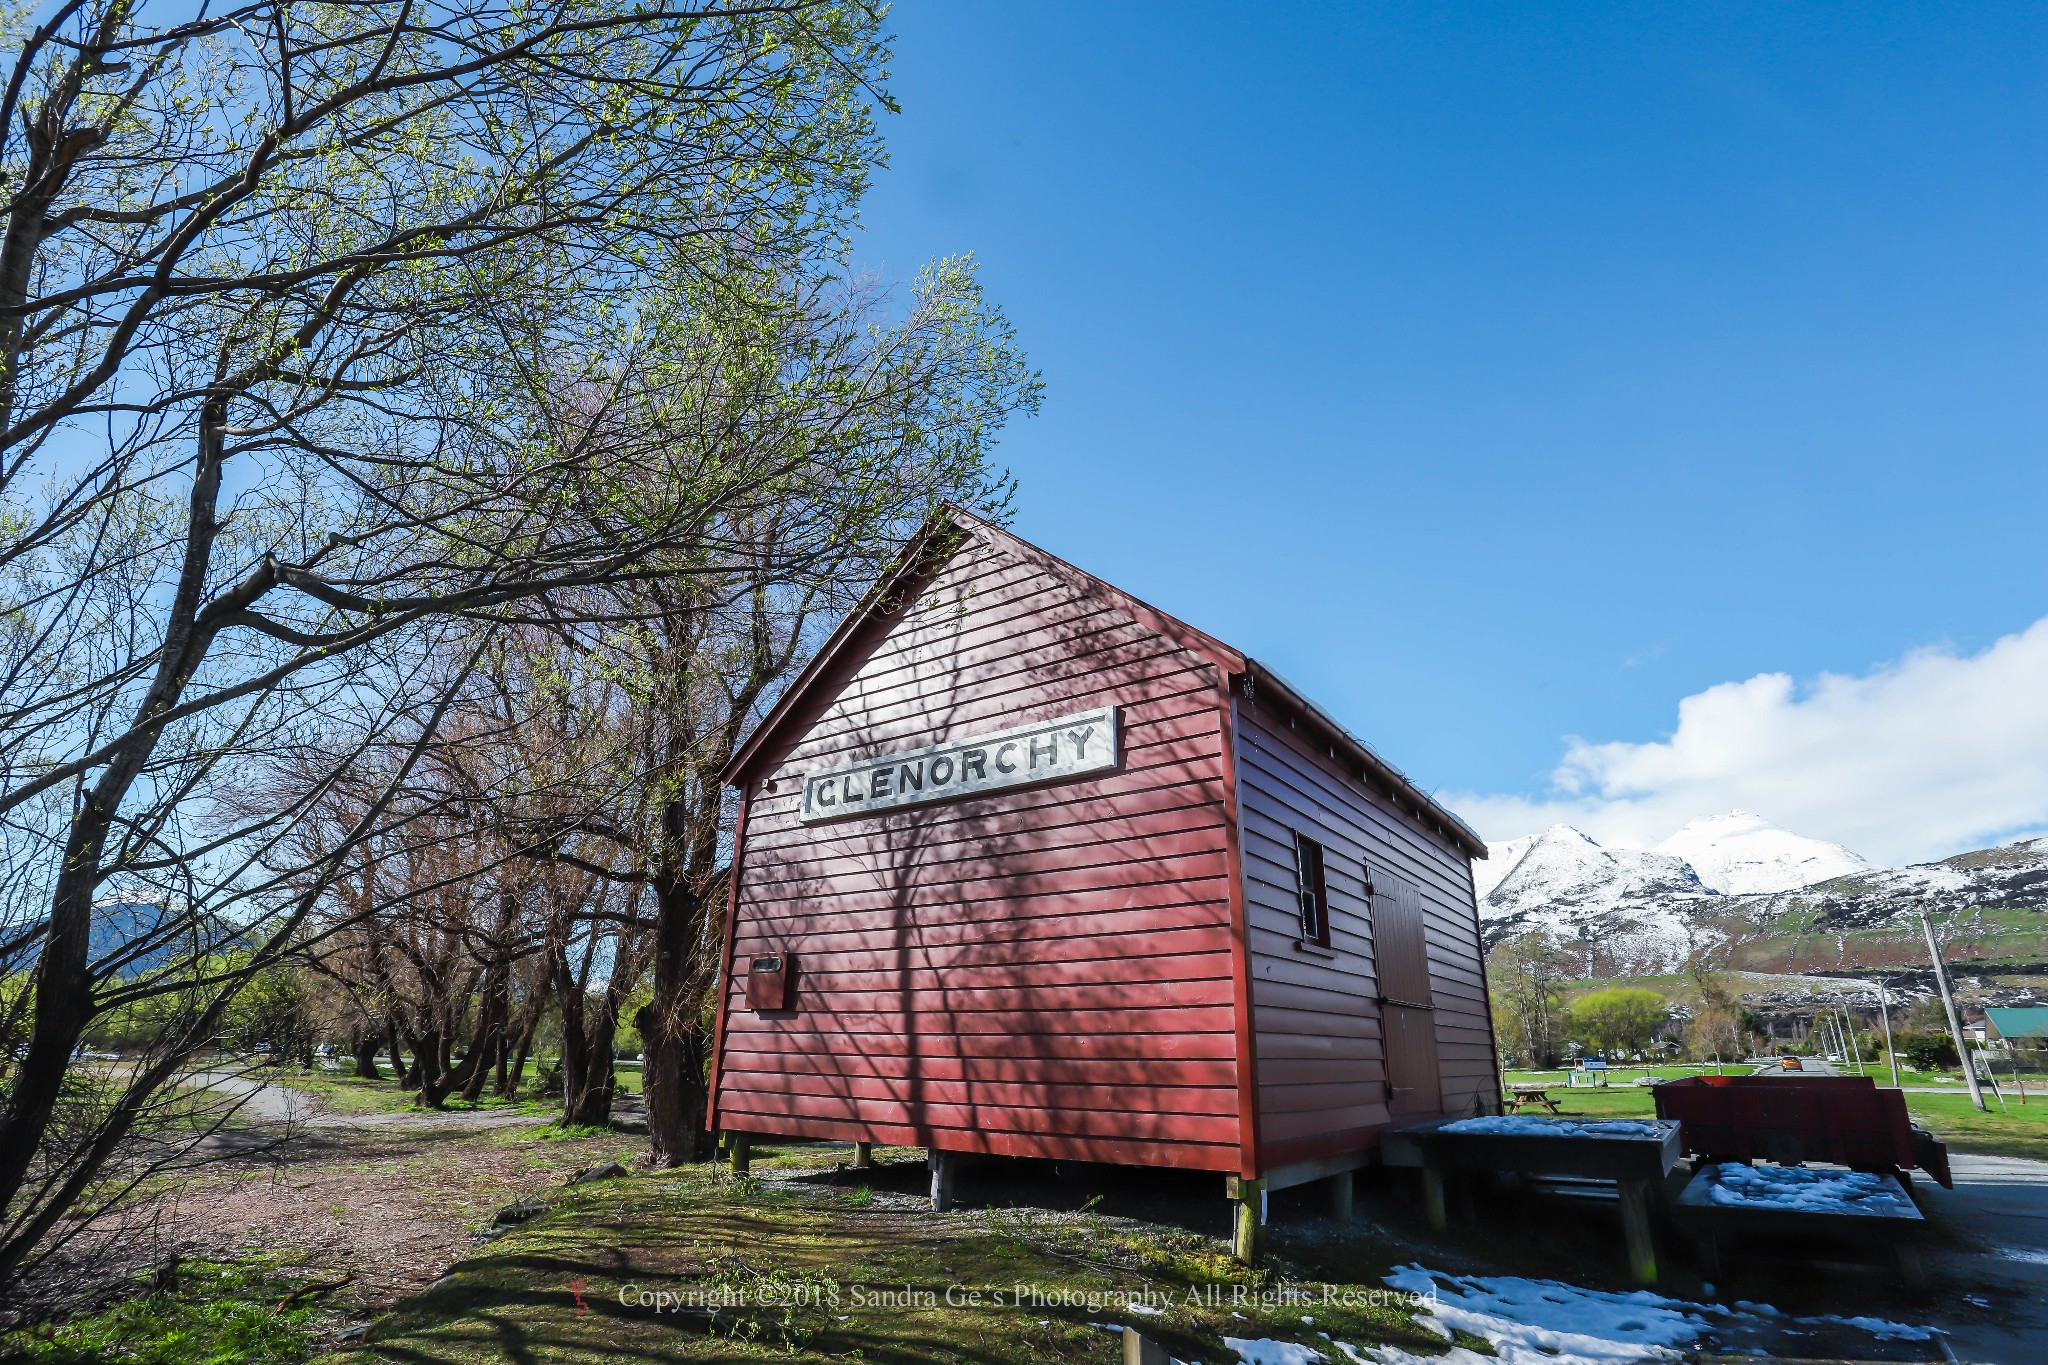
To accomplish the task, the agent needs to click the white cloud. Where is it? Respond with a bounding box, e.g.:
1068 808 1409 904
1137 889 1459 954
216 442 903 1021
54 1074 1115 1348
1451 615 2048 869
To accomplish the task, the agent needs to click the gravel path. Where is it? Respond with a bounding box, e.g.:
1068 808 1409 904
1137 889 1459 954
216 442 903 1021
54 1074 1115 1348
188 1070 547 1128
132 1073 648 1315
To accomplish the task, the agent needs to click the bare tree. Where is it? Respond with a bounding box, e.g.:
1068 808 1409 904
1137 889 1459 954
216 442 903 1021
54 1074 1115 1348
0 0 990 1296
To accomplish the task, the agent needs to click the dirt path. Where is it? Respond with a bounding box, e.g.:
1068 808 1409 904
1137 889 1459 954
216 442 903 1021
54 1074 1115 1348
189 1070 548 1129
149 1078 647 1314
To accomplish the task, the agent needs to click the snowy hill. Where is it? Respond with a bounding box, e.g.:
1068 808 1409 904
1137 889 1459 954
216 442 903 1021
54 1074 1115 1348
1473 834 1534 900
1714 834 2048 932
1476 812 2048 977
1653 811 1867 896
1479 824 1716 971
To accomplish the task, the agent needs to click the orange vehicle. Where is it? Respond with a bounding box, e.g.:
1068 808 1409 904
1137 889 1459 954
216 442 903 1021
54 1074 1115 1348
1780 1057 1804 1071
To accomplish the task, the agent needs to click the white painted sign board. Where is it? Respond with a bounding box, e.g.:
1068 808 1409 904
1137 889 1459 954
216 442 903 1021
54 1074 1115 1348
800 706 1119 823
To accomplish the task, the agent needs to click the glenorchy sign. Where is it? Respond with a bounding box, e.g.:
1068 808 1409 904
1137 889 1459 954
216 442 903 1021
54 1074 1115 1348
799 707 1119 823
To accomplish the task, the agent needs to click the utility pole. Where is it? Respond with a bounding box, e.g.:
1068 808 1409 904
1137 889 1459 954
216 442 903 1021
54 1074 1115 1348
1874 978 1901 1088
1837 994 1866 1076
1919 907 1987 1113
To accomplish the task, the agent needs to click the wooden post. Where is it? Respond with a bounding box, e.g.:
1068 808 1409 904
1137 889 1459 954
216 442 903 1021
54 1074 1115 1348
727 1132 752 1176
1123 1328 1170 1365
854 1141 873 1168
1420 1168 1448 1233
1328 1170 1354 1222
929 1149 956 1212
1617 1178 1657 1285
1228 1176 1266 1263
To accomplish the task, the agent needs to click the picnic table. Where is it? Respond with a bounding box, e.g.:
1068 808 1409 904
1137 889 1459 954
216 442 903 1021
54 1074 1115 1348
1382 1116 1684 1284
1503 1083 1563 1113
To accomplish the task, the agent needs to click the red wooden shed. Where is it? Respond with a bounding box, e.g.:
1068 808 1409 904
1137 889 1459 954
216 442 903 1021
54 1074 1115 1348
710 507 1499 1249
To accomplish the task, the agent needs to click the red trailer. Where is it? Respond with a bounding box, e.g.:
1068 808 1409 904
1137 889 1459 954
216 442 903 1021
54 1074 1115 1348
1653 1074 1952 1188
709 507 1500 1253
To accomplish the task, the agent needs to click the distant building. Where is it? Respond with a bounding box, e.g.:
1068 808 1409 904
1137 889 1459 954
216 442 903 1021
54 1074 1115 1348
1985 1007 2048 1050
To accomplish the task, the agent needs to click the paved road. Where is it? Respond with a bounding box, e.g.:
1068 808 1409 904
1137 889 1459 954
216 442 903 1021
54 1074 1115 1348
1915 1153 2048 1364
186 1070 565 1138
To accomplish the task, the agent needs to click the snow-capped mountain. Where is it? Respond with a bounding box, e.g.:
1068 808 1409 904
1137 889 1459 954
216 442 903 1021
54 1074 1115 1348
1653 810 1867 896
1472 834 1535 900
1715 834 2048 932
1479 824 1716 970
1485 825 1714 920
1476 812 2048 979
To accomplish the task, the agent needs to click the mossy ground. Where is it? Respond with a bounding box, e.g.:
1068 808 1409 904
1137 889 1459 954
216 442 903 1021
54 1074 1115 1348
0 1255 333 1364
329 1144 1476 1365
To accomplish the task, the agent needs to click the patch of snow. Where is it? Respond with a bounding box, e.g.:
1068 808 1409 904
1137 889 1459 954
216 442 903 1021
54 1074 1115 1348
1825 1316 1933 1341
1697 1162 1915 1216
1343 1346 1492 1365
1996 1245 2048 1265
1372 1265 1932 1365
1128 1303 1165 1316
1223 1338 1325 1365
1442 1116 1670 1139
1654 812 1868 896
1381 1265 1700 1361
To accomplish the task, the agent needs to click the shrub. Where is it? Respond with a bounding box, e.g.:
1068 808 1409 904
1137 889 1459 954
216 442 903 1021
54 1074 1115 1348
1566 987 1670 1059
1899 1033 1960 1071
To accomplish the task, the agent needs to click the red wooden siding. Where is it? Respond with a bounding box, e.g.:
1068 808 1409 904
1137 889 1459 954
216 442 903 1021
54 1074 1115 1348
1235 693 1499 1169
712 532 1244 1172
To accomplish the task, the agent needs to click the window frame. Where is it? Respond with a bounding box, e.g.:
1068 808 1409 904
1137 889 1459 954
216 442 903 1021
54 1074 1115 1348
1293 831 1331 947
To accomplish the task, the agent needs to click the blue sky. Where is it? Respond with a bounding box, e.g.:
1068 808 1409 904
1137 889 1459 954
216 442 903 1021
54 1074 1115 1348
853 3 2048 864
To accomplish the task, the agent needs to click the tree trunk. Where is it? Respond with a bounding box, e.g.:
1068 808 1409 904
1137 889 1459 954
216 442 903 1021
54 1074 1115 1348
563 986 624 1129
0 810 111 1214
458 974 507 1108
385 1016 412 1086
351 1029 382 1080
503 1018 538 1100
498 971 549 1099
642 877 716 1164
411 1029 453 1107
553 942 613 1128
419 978 508 1110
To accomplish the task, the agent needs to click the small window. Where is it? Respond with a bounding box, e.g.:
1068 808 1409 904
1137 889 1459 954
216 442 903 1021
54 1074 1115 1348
1293 833 1329 946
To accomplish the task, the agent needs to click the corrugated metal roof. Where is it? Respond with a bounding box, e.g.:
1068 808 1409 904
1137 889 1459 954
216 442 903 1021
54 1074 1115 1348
1985 1007 2048 1040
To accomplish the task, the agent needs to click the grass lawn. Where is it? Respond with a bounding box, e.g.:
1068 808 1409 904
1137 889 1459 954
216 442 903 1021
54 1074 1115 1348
0 1255 337 1364
328 1144 1472 1365
1504 1070 2048 1160
1901 1092 2048 1161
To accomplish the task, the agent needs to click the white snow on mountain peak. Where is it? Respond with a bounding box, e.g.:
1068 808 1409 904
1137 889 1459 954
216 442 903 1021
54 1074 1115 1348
1653 810 1869 896
1472 833 1535 899
1484 824 1713 919
1475 824 1711 972
1474 814 1876 972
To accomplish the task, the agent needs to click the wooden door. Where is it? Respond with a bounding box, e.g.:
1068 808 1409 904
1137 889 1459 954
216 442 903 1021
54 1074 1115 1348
1374 872 1441 1118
